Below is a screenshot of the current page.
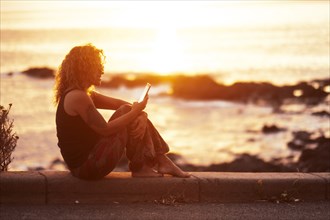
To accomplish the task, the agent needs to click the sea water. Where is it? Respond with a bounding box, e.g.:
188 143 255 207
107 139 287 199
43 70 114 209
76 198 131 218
1 74 329 170
0 1 329 170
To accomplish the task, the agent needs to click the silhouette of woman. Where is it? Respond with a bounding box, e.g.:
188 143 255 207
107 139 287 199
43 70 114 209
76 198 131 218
54 44 190 179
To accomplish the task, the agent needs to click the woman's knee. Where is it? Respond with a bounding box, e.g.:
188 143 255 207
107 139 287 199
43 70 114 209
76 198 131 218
109 104 132 121
118 104 132 113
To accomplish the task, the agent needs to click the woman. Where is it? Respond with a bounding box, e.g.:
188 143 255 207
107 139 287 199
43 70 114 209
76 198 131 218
54 44 190 180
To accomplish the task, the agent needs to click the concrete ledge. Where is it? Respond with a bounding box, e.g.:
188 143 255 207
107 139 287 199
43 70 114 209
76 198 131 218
0 171 329 204
41 171 198 204
0 171 46 204
194 172 328 203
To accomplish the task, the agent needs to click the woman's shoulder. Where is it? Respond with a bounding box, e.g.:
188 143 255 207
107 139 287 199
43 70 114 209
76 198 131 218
66 89 86 95
64 90 92 116
65 89 91 105
66 89 91 102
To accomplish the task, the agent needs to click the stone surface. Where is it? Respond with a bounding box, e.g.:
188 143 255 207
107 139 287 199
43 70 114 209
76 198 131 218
0 171 46 204
41 171 199 204
309 173 330 199
0 171 328 205
194 172 327 203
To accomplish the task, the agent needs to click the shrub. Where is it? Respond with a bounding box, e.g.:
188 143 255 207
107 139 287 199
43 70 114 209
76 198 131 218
0 104 19 171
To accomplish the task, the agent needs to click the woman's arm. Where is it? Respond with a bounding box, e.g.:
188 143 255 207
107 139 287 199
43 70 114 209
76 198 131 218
66 90 146 136
91 90 131 110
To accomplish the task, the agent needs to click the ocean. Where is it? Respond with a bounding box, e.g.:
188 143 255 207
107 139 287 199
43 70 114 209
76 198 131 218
0 1 329 171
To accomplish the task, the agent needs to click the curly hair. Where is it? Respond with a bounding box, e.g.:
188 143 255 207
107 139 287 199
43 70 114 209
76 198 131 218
54 44 105 105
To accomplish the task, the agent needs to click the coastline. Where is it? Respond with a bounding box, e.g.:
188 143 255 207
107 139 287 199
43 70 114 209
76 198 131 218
7 67 330 104
2 67 330 172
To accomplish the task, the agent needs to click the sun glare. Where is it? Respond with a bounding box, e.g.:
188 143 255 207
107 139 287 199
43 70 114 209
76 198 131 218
149 26 186 75
2 1 329 76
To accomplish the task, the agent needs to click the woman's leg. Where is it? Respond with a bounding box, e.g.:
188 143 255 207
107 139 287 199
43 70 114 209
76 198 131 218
71 104 161 179
126 118 190 178
71 132 127 180
157 154 191 178
126 120 168 171
70 105 131 180
72 104 189 179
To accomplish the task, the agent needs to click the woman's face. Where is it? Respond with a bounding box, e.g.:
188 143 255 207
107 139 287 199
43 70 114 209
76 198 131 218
91 61 104 86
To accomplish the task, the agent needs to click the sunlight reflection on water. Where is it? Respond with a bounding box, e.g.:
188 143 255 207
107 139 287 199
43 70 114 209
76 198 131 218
2 75 328 170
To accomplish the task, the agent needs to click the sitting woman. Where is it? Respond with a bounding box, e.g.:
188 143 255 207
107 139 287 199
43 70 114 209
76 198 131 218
54 43 190 180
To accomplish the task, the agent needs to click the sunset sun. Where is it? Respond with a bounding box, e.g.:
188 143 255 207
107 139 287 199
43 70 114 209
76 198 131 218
149 26 186 75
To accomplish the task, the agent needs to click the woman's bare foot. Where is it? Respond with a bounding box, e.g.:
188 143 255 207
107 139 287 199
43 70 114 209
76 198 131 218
131 164 163 178
157 155 191 178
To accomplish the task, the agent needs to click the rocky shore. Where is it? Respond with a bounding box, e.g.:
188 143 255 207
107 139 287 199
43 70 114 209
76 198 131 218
12 67 330 173
42 129 329 173
172 129 330 173
16 67 329 107
101 74 329 110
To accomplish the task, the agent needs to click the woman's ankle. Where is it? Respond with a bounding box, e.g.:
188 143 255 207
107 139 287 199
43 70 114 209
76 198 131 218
131 164 163 177
156 155 190 178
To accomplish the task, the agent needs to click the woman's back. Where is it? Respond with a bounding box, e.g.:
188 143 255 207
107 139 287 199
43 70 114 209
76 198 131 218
56 90 100 169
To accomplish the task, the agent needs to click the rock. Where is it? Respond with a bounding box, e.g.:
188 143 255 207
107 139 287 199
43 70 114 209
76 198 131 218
171 75 226 100
262 124 286 134
288 140 305 150
177 130 330 172
287 140 306 151
99 74 328 105
178 154 293 172
284 130 330 172
294 82 328 99
292 131 312 142
22 67 54 78
284 130 330 171
313 136 330 145
291 131 314 146
51 158 64 165
298 141 330 172
287 131 326 151
204 154 292 172
28 166 45 171
166 152 184 162
311 111 330 117
171 76 328 104
100 74 174 88
49 158 67 170
229 82 281 103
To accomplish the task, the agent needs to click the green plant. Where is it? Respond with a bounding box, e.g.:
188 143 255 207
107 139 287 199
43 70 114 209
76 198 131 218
0 104 18 171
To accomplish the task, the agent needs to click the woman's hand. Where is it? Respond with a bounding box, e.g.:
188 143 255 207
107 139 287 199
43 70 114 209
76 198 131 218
130 112 148 140
130 95 148 139
131 95 148 113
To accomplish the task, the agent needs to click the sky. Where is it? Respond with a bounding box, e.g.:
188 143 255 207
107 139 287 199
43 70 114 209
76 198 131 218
1 1 329 29
1 1 329 77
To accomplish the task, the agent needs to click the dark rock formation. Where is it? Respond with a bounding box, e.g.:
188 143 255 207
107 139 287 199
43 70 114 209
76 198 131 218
312 111 330 117
100 74 174 88
298 140 330 172
22 67 54 78
170 76 328 104
171 75 226 100
98 74 330 105
103 74 328 105
204 154 293 172
262 124 286 134
287 131 330 171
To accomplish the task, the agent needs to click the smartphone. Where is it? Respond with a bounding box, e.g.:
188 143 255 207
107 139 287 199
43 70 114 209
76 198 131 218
138 83 151 103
